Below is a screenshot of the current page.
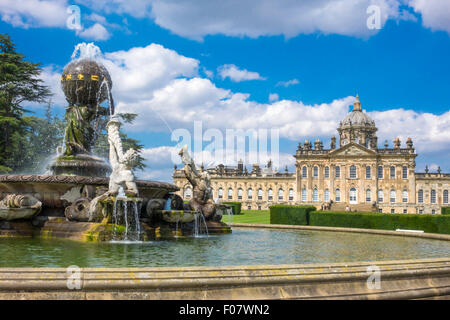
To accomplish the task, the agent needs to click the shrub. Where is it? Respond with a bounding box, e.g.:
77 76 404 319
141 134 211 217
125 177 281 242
270 205 316 225
309 211 450 234
222 202 242 215
441 207 450 215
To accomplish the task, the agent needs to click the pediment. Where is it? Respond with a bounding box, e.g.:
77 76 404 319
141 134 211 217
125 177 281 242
330 143 376 157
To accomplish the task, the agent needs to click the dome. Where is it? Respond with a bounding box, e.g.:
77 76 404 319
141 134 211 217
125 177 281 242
340 95 375 127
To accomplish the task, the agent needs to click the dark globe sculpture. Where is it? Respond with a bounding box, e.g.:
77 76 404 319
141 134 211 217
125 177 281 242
61 58 113 107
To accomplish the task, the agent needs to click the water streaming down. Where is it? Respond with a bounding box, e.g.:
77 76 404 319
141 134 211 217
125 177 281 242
111 187 142 242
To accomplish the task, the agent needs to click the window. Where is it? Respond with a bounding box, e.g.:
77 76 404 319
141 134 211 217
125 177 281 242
248 206 251 210
402 190 408 203
324 189 329 202
335 166 341 178
258 189 263 200
238 188 243 200
228 188 233 200
313 188 319 202
349 188 357 203
366 189 371 203
289 189 294 201
391 209 395 214
302 188 307 201
390 166 396 179
444 190 449 204
247 189 253 200
403 209 407 214
218 188 223 199
390 189 396 203
378 166 383 179
378 190 384 203
335 189 341 202
418 189 424 203
350 165 357 179
184 187 192 199
268 188 273 201
431 189 436 204
402 166 408 179
302 166 307 178
419 209 423 214
324 166 329 179
432 209 436 214
313 166 318 178
278 189 283 201
366 166 371 179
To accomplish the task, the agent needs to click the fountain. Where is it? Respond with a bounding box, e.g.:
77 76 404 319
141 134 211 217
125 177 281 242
0 43 231 241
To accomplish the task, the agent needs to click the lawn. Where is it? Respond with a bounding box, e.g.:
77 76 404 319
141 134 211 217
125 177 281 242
221 210 270 224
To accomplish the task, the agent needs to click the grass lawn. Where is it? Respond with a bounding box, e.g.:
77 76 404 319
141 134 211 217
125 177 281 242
221 210 270 224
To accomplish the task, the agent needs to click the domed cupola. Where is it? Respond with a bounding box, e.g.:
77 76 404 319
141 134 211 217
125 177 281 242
337 95 378 149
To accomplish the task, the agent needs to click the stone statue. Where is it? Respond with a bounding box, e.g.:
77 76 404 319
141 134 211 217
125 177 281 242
106 116 139 197
178 145 217 220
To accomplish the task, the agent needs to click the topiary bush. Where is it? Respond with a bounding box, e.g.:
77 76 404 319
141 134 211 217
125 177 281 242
222 202 242 215
441 207 450 215
270 205 316 225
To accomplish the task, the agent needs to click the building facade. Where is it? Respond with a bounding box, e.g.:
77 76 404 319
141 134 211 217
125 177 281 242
173 96 449 214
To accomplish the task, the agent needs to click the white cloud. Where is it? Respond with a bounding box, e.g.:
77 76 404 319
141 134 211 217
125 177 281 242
78 23 111 41
0 0 67 28
269 93 279 102
276 78 300 87
408 0 450 34
217 64 266 82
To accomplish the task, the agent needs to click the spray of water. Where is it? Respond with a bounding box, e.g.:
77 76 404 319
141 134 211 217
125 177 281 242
71 42 102 61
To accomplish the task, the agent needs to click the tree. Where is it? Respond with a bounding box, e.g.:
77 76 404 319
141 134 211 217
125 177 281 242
0 33 51 173
93 113 146 172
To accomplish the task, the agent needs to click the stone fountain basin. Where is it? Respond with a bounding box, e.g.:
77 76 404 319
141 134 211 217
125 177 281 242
156 210 197 223
0 175 178 216
0 207 41 221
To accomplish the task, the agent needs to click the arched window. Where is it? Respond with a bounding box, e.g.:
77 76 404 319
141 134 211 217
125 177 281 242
378 166 383 179
313 188 319 202
228 188 233 200
218 188 223 199
324 166 330 178
247 188 253 200
238 188 243 200
258 188 263 200
289 189 294 201
302 166 307 178
268 189 273 201
350 165 357 179
313 166 318 178
418 189 424 203
184 187 192 199
335 166 341 178
390 166 396 179
335 189 341 202
402 166 408 179
402 190 408 203
324 189 329 202
366 189 371 202
366 166 371 179
302 188 307 201
378 190 384 203
444 190 449 204
431 189 436 204
278 189 284 201
390 189 396 203
349 187 357 203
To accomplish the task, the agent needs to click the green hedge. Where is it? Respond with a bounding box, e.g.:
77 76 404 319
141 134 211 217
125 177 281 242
270 205 316 225
222 202 242 215
442 207 450 215
309 211 450 234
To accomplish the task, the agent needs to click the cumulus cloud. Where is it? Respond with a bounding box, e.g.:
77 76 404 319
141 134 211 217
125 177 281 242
276 78 300 87
217 64 266 82
408 0 450 34
78 23 111 41
269 93 279 102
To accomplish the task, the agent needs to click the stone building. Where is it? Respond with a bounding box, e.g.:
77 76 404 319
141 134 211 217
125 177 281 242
173 96 449 214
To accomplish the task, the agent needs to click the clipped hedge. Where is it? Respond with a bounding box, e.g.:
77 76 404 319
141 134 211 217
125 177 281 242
442 207 450 215
222 202 242 215
309 211 450 234
270 205 316 225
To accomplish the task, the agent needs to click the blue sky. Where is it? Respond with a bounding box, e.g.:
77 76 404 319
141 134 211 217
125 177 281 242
1 0 450 182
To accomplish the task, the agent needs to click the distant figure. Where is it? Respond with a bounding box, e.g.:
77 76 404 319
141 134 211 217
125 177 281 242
345 205 350 212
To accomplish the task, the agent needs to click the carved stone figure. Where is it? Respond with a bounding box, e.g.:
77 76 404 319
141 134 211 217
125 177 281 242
0 194 42 221
179 145 217 220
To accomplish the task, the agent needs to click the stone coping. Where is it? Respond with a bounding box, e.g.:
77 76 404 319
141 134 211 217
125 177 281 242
0 258 449 299
228 223 450 241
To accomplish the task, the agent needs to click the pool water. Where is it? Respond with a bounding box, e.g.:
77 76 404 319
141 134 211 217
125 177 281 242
0 228 449 268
